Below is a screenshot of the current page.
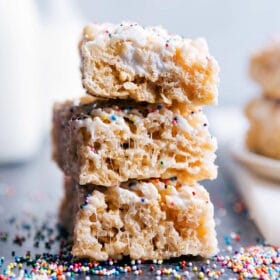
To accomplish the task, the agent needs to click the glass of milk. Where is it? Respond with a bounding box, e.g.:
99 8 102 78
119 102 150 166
0 0 84 164
0 0 43 163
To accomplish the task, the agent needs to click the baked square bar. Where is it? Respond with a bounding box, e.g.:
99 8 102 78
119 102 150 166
52 97 217 186
250 38 280 99
80 22 219 106
245 97 280 159
60 177 218 260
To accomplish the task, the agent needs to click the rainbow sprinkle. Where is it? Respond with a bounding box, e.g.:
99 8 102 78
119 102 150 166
80 194 92 209
216 245 280 279
1 243 279 279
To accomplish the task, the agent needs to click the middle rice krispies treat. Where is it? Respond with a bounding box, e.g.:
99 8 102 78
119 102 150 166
52 97 217 186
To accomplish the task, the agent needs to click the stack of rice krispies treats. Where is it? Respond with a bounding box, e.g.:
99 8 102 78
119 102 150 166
246 39 280 159
53 22 219 260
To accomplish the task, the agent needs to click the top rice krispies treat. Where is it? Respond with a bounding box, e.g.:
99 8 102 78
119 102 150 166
80 22 219 106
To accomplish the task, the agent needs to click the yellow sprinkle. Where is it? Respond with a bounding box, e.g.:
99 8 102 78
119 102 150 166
198 272 205 279
193 266 198 272
131 116 137 123
101 115 107 121
18 263 23 269
175 274 181 279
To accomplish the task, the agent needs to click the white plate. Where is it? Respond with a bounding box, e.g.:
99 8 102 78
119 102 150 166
232 143 280 182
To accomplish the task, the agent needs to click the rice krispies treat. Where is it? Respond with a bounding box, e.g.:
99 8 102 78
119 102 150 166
60 177 218 260
245 97 280 159
59 176 80 234
250 38 280 99
52 97 217 186
80 22 219 106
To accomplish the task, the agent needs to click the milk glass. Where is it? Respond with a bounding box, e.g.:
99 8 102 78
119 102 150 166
0 0 42 163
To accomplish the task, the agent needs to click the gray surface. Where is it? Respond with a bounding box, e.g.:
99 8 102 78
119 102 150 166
0 139 262 279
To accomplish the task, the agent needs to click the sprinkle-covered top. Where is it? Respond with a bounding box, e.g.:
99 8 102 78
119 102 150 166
82 22 213 75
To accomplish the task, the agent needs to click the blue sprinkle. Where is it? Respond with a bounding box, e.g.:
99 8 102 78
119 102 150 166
157 104 163 110
111 115 117 121
140 198 146 203
224 235 231 245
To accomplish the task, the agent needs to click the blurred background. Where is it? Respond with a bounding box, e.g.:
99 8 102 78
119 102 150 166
0 0 279 161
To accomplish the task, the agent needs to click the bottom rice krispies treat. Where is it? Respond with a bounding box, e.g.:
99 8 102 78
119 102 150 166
59 176 80 236
60 177 218 260
245 97 280 159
